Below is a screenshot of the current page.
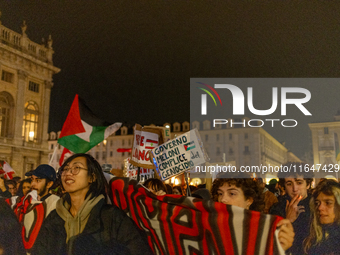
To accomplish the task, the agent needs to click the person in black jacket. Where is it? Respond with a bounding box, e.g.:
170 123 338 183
269 162 314 255
32 153 153 255
304 179 340 255
0 177 11 199
0 199 26 255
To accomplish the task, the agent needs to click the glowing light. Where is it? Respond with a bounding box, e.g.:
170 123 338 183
165 125 170 128
29 131 34 138
103 139 107 146
191 178 202 186
174 178 179 185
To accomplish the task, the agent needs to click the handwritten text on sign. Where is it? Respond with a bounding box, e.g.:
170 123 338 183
151 130 206 180
131 129 159 169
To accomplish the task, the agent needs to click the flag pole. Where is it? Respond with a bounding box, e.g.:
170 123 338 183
137 167 141 182
185 172 191 196
49 144 58 166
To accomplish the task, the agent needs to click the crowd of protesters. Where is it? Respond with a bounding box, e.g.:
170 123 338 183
1 158 340 254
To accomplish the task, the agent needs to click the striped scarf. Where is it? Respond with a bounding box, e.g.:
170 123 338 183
109 177 285 255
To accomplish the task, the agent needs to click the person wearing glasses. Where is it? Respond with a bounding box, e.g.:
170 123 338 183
32 153 153 255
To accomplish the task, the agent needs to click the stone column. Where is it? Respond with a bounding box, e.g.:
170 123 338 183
41 80 53 150
13 70 27 146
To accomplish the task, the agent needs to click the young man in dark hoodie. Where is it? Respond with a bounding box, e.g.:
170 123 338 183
270 162 314 255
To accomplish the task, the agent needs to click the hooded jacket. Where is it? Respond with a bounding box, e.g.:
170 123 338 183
31 197 153 255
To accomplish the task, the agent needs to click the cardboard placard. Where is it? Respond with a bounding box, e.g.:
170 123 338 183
124 158 154 183
130 124 164 169
150 129 208 180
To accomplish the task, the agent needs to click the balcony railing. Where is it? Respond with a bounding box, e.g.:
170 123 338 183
0 24 51 63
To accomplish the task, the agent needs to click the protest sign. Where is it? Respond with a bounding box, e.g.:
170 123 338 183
163 125 171 142
124 158 154 183
130 124 164 169
150 129 208 180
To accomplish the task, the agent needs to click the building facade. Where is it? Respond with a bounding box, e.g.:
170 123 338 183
49 119 299 183
0 16 60 177
192 117 301 180
309 113 340 179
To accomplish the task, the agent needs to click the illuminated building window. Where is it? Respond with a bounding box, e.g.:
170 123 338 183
22 101 39 142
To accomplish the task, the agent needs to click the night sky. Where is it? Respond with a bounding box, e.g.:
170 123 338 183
1 1 340 159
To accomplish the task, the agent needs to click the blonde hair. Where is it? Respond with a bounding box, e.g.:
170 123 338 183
304 180 340 253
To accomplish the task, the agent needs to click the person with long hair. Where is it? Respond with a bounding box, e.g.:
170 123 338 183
16 178 31 198
32 153 152 255
304 179 340 254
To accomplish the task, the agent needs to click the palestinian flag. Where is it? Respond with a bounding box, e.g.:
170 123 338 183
58 94 122 153
184 141 195 151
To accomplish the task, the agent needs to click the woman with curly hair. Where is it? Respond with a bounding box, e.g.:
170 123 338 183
211 173 295 251
304 179 340 255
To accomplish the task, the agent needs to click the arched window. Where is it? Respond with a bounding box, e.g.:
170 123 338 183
22 101 39 142
0 92 14 137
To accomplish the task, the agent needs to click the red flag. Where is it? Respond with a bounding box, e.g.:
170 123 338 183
0 160 16 180
59 147 73 167
117 148 132 153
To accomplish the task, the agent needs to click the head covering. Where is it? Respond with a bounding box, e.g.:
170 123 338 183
25 164 56 182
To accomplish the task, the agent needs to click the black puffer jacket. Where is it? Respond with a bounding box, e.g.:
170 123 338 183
31 198 153 255
270 194 311 255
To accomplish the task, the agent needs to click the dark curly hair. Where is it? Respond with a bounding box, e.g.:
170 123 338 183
143 178 166 193
211 177 264 212
278 162 314 189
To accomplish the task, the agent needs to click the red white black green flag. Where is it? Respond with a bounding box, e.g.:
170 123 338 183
58 94 121 153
